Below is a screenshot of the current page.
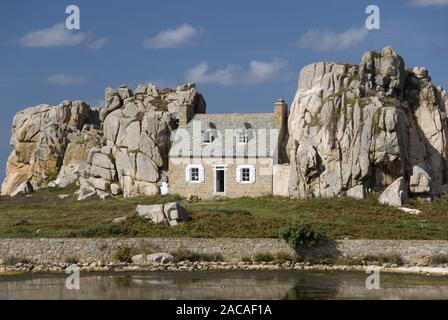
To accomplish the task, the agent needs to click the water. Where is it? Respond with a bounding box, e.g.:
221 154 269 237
0 270 448 300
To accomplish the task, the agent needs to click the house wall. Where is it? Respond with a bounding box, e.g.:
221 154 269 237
168 157 273 198
273 164 296 196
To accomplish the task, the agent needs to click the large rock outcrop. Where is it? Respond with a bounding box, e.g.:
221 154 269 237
287 46 448 200
2 83 206 198
77 83 206 198
1 101 101 195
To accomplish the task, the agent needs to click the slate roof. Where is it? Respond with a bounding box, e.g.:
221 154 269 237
169 113 279 158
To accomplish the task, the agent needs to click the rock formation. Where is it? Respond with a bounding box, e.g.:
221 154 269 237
1 101 101 195
287 46 448 202
136 202 189 226
77 83 206 199
1 83 206 198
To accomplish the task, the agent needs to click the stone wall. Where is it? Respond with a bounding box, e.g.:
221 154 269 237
168 157 274 198
0 238 292 264
1 238 447 265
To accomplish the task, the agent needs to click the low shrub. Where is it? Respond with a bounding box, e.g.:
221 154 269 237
275 252 302 263
336 257 364 266
429 254 448 265
247 252 302 263
279 223 328 248
172 249 223 262
363 253 404 266
65 256 79 265
2 256 31 265
114 246 134 263
253 253 275 262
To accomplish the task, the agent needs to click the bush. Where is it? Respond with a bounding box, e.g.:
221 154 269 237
275 252 302 263
65 256 79 265
2 256 31 265
114 246 134 263
429 254 448 265
172 249 223 262
363 253 404 266
249 252 302 263
279 223 328 248
254 253 275 262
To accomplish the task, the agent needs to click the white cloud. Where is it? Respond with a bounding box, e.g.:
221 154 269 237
142 24 199 49
19 23 108 49
298 26 368 52
87 37 109 50
409 0 448 6
185 59 288 85
46 73 86 86
20 23 86 47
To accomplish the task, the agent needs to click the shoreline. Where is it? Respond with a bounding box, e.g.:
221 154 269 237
1 261 447 276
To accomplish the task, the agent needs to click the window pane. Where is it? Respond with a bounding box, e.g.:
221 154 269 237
202 131 213 143
191 168 199 181
241 168 250 181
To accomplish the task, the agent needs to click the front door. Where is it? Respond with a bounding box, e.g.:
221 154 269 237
215 168 226 193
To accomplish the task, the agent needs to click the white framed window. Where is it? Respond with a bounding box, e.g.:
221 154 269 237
238 131 248 144
185 165 204 183
236 165 255 184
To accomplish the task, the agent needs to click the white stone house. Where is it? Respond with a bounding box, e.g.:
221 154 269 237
167 99 289 198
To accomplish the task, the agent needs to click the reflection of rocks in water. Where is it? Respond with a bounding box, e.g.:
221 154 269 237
335 272 448 300
0 271 295 300
283 272 342 300
1 271 448 300
285 271 448 300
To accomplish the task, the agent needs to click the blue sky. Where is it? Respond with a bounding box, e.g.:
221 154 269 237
0 0 447 180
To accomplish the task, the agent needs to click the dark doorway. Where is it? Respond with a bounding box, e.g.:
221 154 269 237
215 169 225 193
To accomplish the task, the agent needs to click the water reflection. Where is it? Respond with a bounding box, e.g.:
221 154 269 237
0 271 447 300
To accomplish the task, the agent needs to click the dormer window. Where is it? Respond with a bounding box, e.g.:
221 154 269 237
238 131 248 144
202 130 214 144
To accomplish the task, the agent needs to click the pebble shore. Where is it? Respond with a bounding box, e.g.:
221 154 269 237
1 261 448 276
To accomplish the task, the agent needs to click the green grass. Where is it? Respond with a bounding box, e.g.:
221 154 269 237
0 185 448 239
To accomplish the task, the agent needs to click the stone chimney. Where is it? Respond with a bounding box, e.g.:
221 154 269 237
274 98 288 129
179 102 194 127
273 98 289 164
